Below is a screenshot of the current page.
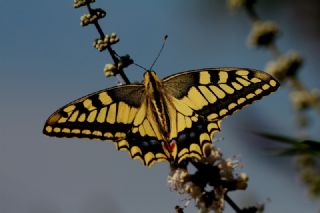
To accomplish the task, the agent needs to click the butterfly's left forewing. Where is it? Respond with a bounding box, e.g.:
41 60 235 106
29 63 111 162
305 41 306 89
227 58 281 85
43 84 169 166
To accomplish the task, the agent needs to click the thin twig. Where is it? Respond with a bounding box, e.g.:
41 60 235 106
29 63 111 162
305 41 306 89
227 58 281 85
86 4 131 84
225 194 243 213
268 44 282 59
244 3 260 21
175 205 184 213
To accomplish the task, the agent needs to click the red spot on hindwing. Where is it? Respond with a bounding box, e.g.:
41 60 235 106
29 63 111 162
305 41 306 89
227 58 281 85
162 140 176 153
169 142 176 152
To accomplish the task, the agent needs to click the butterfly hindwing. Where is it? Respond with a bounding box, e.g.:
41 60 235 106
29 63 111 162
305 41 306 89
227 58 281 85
117 104 170 166
117 132 168 167
173 116 218 164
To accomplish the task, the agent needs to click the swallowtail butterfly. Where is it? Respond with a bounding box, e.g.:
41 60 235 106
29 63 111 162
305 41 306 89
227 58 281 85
43 68 279 166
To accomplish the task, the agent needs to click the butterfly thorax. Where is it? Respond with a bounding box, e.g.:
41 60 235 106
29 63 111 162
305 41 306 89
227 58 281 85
143 71 171 142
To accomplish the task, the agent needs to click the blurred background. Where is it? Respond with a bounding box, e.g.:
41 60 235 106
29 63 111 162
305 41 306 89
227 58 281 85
0 0 319 212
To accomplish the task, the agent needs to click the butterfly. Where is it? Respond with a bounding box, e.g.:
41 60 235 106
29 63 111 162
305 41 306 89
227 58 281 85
43 68 279 166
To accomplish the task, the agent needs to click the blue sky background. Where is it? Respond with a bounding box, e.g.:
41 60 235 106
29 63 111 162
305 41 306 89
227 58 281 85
1 1 320 212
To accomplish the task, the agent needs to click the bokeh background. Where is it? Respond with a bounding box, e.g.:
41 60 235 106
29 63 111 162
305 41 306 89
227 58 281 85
1 0 319 212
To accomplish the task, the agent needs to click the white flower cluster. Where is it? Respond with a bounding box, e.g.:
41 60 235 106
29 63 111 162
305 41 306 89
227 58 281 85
290 89 320 111
168 145 249 213
104 55 133 77
104 64 117 77
80 8 106 26
248 21 279 47
74 0 95 8
265 51 303 82
227 0 246 10
94 33 120 51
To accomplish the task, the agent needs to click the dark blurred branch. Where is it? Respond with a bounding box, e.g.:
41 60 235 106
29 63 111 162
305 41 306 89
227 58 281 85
225 194 243 213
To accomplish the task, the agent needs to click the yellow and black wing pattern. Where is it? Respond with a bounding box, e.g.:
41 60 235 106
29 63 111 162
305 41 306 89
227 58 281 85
43 68 279 167
163 68 279 162
43 84 169 166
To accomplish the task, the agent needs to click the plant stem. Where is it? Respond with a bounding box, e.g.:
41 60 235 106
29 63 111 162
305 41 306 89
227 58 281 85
86 4 131 84
244 3 259 21
225 194 243 213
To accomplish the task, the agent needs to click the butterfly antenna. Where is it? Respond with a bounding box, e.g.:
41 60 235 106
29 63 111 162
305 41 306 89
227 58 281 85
150 35 168 70
133 62 148 71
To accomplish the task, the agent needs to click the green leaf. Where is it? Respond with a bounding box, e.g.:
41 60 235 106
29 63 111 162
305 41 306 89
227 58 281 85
255 132 320 157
